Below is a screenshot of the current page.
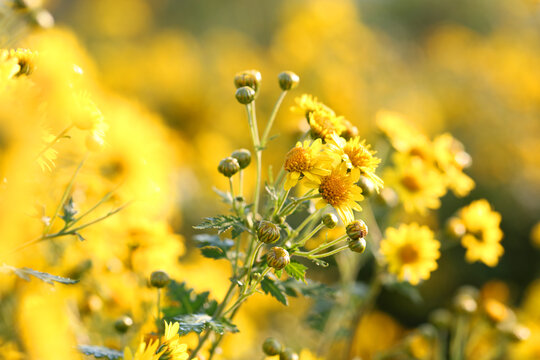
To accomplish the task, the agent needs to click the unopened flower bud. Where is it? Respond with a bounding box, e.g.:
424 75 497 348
266 247 290 270
234 70 261 93
280 348 299 360
278 71 299 91
218 157 240 177
346 220 368 240
339 118 359 140
348 238 367 253
446 217 466 238
257 221 280 244
262 337 282 356
150 270 170 288
114 316 133 333
358 176 375 197
322 213 338 229
231 149 251 169
454 293 477 314
235 86 256 105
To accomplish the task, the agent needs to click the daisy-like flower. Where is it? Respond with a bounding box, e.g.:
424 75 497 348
327 133 384 192
303 162 364 224
383 153 446 214
308 110 347 140
291 93 335 120
380 223 440 285
433 133 474 197
123 321 188 360
457 199 503 267
283 138 337 190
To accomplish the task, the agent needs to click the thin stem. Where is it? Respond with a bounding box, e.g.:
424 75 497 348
294 207 324 240
243 242 263 293
295 234 348 256
238 170 244 199
278 192 319 217
295 223 324 248
450 315 467 360
309 244 349 258
156 288 161 324
229 177 237 214
245 103 262 216
261 91 287 147
273 188 290 218
36 125 73 160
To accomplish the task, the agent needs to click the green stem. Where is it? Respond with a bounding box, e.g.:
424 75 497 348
309 245 349 258
261 91 287 147
450 314 467 360
293 207 325 241
294 223 324 248
242 242 263 293
245 103 262 217
278 192 319 217
238 170 244 199
273 188 290 218
229 177 237 214
295 234 348 256
156 288 161 324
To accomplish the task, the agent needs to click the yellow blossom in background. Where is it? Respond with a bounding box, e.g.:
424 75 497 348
303 162 363 224
283 138 336 190
124 321 189 360
349 311 403 359
380 223 440 285
531 221 540 248
433 133 474 197
458 199 503 267
291 93 335 119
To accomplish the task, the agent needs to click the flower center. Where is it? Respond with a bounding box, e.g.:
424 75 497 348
399 243 419 264
319 173 349 206
401 174 422 192
344 145 371 169
284 147 312 173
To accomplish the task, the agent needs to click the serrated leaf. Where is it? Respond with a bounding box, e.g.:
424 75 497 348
1 265 78 285
163 281 218 318
285 262 307 283
193 234 234 260
282 278 335 298
78 345 123 359
194 215 246 239
172 314 238 335
260 277 288 306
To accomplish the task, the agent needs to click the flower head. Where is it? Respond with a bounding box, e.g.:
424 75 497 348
458 199 503 267
303 162 364 224
433 133 474 197
124 321 188 360
308 110 346 140
327 133 383 192
291 94 334 120
283 138 336 190
380 223 440 285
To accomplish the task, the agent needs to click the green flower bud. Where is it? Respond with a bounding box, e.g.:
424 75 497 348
234 70 261 93
278 71 300 91
150 270 170 288
322 213 338 229
257 221 280 244
114 316 133 333
262 337 282 356
280 348 299 360
266 247 290 270
218 157 240 177
347 238 367 253
231 149 252 169
346 220 368 240
235 86 256 105
357 176 375 197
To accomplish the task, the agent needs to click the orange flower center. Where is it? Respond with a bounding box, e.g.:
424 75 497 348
344 145 371 169
284 147 311 172
319 173 349 206
401 174 422 192
399 243 419 264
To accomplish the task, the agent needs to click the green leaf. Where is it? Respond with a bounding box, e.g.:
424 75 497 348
172 314 238 335
60 197 78 224
194 215 246 239
260 277 288 306
1 265 79 285
284 262 307 283
163 281 218 318
282 278 334 298
78 345 123 359
193 234 234 260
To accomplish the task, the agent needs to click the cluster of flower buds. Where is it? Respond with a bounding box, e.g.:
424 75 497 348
346 219 368 253
234 69 299 105
262 337 299 360
218 148 252 178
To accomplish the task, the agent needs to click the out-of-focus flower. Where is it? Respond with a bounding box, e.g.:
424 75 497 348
124 321 189 360
530 222 540 248
458 200 503 267
349 311 403 359
380 223 440 285
303 162 364 224
433 133 474 197
291 94 335 120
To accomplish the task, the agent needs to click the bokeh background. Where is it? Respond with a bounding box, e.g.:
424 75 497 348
1 0 540 358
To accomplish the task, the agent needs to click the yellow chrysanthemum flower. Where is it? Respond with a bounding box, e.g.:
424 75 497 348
8 48 37 76
291 93 335 119
308 110 347 140
380 223 440 285
327 133 384 192
383 153 446 214
531 222 540 248
458 199 503 267
71 91 106 131
0 49 20 81
433 133 474 197
123 321 188 360
303 162 364 224
283 138 337 190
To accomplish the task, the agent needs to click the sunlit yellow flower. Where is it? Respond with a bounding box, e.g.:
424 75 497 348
283 138 336 190
408 334 432 360
380 223 440 285
124 321 188 360
308 110 347 140
530 222 540 248
303 162 363 224
291 93 335 119
8 48 37 76
458 199 503 267
0 49 20 81
327 133 383 192
71 91 105 130
383 153 446 214
433 133 474 197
